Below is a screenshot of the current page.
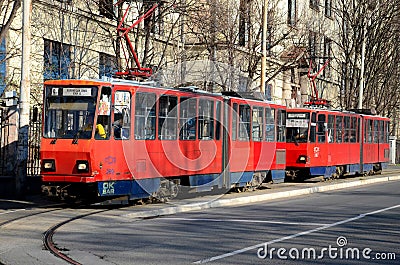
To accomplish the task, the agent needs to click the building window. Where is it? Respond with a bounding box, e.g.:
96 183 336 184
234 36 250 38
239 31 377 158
55 0 72 3
325 0 332 17
309 31 318 73
99 0 114 19
288 0 297 26
265 84 272 101
0 37 6 95
323 37 332 77
310 0 319 10
239 0 250 46
144 1 164 35
309 31 317 60
99 53 116 78
44 39 71 80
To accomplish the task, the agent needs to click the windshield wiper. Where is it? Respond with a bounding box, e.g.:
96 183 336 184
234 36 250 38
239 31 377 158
72 130 83 144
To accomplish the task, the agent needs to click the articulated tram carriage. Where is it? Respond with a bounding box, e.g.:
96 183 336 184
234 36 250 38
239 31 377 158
40 79 287 201
285 108 390 181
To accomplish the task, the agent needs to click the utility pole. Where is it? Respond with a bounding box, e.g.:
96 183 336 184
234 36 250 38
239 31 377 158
180 0 186 85
116 1 123 72
260 0 268 95
16 0 32 197
358 28 366 109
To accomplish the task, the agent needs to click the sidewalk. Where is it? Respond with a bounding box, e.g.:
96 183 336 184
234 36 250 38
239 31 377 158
122 168 400 219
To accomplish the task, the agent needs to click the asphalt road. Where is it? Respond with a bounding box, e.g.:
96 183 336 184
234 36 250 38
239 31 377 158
55 180 400 265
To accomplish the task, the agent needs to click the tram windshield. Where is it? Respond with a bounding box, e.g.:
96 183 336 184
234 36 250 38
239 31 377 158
286 112 310 143
43 86 98 139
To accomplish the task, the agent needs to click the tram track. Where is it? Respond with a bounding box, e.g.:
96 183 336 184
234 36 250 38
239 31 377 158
42 209 110 265
0 200 71 229
0 200 115 265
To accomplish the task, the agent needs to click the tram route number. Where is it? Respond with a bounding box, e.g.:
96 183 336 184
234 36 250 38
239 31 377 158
102 182 115 195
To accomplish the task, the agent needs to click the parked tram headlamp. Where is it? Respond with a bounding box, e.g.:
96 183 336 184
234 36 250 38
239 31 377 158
42 159 55 172
76 160 89 173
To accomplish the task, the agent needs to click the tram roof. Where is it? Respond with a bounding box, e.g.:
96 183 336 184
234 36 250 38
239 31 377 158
44 78 285 106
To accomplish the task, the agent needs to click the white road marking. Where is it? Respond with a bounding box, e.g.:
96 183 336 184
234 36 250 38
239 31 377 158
162 217 328 226
194 204 400 264
0 209 26 215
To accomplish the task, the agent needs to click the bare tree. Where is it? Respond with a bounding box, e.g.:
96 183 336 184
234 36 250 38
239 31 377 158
332 0 400 133
0 0 21 42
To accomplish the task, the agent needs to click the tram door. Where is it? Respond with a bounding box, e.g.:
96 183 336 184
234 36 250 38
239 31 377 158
316 113 330 176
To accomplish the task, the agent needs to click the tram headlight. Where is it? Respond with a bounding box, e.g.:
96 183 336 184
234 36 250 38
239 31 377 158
298 155 309 164
42 159 55 172
76 160 89 173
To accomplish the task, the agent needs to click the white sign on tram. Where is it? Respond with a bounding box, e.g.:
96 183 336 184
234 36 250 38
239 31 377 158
63 88 92 96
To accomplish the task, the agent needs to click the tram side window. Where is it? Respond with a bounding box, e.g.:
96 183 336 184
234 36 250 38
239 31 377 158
179 97 197 140
265 107 275 142
350 117 357 143
198 99 214 140
364 120 367 143
113 91 131 140
317 114 326 143
310 113 316 143
343 116 350 142
96 86 111 140
232 103 238 141
239 104 251 141
158 95 178 140
134 92 156 140
252 107 263 141
327 115 335 143
387 121 390 143
373 120 379 143
367 119 373 143
384 121 389 143
215 101 221 140
277 109 286 142
335 116 343 143
379 120 384 143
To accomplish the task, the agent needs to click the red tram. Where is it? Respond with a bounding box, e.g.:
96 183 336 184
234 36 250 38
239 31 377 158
285 108 390 180
40 79 286 200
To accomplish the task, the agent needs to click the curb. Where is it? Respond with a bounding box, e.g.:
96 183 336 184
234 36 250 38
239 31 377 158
123 175 400 219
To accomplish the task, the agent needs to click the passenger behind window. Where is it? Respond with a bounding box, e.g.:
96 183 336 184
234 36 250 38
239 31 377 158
95 123 107 139
113 118 123 139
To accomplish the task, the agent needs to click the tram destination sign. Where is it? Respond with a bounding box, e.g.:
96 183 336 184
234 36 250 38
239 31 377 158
287 119 309 128
287 113 309 119
62 87 92 96
287 113 309 128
